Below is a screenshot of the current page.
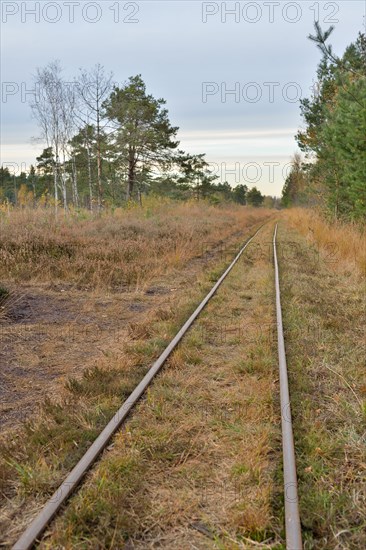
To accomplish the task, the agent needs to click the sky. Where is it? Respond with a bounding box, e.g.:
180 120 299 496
1 0 364 195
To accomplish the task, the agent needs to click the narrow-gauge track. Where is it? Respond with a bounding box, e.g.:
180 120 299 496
12 223 302 550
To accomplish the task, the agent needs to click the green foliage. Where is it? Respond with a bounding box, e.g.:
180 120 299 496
232 184 248 205
0 167 15 203
103 75 179 199
281 153 311 207
0 71 273 209
319 74 366 219
292 26 366 220
246 187 264 207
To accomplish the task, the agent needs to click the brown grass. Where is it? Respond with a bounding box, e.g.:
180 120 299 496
0 202 273 547
0 199 272 289
282 208 366 278
0 201 272 434
3 201 363 548
277 221 366 549
37 222 283 549
2 203 363 548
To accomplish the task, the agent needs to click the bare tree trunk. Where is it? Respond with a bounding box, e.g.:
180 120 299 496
127 147 135 201
59 150 68 212
96 106 103 211
96 139 103 209
53 169 58 214
53 157 59 218
77 64 113 211
71 156 79 208
60 172 67 211
30 61 77 218
86 142 93 211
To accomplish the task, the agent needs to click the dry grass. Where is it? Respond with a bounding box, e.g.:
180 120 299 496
0 202 273 547
0 286 180 431
0 199 271 289
4 203 363 548
37 222 283 549
0 202 272 433
282 208 366 278
277 222 366 549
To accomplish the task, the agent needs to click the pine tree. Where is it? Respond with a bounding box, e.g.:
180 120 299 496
104 75 179 200
247 187 264 207
294 26 366 219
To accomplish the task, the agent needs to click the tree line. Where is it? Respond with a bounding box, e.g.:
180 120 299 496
0 163 271 208
0 64 272 210
282 25 365 221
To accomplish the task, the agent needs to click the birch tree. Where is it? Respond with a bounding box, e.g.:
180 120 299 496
31 61 77 213
76 64 113 210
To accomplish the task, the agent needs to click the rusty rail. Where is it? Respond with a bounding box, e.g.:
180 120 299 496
273 223 302 549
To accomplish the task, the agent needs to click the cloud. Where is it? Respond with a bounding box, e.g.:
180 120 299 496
1 0 363 196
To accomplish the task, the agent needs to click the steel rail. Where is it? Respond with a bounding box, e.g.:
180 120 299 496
13 225 264 550
273 223 302 549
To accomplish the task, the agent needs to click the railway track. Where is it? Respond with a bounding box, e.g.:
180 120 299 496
12 222 302 550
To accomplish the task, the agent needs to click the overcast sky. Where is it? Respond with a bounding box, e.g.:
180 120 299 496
1 0 364 195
